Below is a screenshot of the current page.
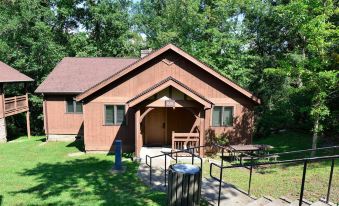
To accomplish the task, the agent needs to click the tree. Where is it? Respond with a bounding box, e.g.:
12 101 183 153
245 0 338 151
0 0 142 135
0 0 66 135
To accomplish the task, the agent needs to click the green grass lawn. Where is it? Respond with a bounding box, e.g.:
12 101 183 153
203 131 339 203
0 136 166 206
0 132 337 205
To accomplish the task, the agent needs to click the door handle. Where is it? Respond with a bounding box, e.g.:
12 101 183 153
163 122 165 128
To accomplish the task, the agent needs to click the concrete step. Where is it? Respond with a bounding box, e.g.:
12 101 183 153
201 178 254 206
288 200 311 206
245 197 272 206
310 202 329 206
287 198 312 206
264 198 290 206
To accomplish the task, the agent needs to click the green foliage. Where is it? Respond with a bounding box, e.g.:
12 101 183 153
0 0 66 135
0 0 142 135
205 128 230 146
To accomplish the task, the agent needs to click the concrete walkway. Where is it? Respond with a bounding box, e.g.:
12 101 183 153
137 159 254 206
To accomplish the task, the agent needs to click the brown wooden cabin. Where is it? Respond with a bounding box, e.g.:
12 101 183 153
0 61 33 142
35 44 260 157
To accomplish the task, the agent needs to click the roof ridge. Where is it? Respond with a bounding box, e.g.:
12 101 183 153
63 57 139 59
35 56 138 93
76 44 174 99
76 43 260 104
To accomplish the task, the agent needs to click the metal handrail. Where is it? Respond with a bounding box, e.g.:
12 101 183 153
144 145 206 187
217 144 339 158
144 144 338 206
210 150 339 206
268 145 339 156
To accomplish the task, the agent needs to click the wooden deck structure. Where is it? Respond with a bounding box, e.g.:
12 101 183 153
0 61 33 142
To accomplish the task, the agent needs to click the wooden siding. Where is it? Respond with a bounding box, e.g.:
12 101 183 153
83 102 134 152
211 106 254 144
83 51 255 152
88 51 253 107
44 95 84 135
76 44 260 104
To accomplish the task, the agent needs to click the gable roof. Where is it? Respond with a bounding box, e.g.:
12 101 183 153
127 76 213 108
76 44 260 104
0 61 33 83
35 57 138 94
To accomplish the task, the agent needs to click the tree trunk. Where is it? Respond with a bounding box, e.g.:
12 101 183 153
311 118 319 157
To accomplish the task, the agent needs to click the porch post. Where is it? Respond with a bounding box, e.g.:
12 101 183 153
0 83 6 143
25 83 31 138
200 108 211 157
199 109 206 157
135 109 141 157
26 111 31 138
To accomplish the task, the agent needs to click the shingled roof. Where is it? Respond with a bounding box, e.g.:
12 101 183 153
35 57 138 94
36 44 260 104
76 44 261 104
0 61 33 83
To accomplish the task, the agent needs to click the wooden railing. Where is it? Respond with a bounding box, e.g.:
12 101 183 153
172 131 200 155
4 95 29 117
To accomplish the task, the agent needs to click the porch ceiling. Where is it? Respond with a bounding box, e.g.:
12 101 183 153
127 76 213 108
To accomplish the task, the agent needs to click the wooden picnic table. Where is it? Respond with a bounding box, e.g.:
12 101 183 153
228 144 274 163
229 144 263 152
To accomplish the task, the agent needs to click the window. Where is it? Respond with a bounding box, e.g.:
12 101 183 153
104 105 126 125
66 98 83 113
212 106 233 126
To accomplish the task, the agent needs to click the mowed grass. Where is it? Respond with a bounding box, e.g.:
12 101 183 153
203 131 339 203
0 137 166 206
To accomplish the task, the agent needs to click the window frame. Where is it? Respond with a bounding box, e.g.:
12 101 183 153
103 104 127 126
65 98 83 114
211 106 234 127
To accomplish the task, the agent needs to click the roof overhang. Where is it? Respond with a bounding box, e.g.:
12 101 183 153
76 44 261 104
0 80 34 84
0 61 34 83
127 77 213 108
36 91 83 95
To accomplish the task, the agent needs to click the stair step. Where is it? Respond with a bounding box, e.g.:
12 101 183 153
245 197 272 206
310 202 329 206
319 198 335 206
288 200 311 206
264 198 290 206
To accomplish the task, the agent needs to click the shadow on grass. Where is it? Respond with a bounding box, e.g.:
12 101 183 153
12 157 166 206
66 140 85 152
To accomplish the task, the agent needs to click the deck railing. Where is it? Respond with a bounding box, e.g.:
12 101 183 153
4 95 29 117
171 132 200 154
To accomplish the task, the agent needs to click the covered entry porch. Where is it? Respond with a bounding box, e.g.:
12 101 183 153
141 107 200 147
128 77 213 157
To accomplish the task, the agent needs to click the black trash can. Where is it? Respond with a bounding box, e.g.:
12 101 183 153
167 164 201 206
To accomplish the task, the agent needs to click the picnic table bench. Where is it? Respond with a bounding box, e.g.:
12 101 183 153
227 144 275 164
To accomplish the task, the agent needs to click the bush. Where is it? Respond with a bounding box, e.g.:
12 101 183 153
205 129 230 155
